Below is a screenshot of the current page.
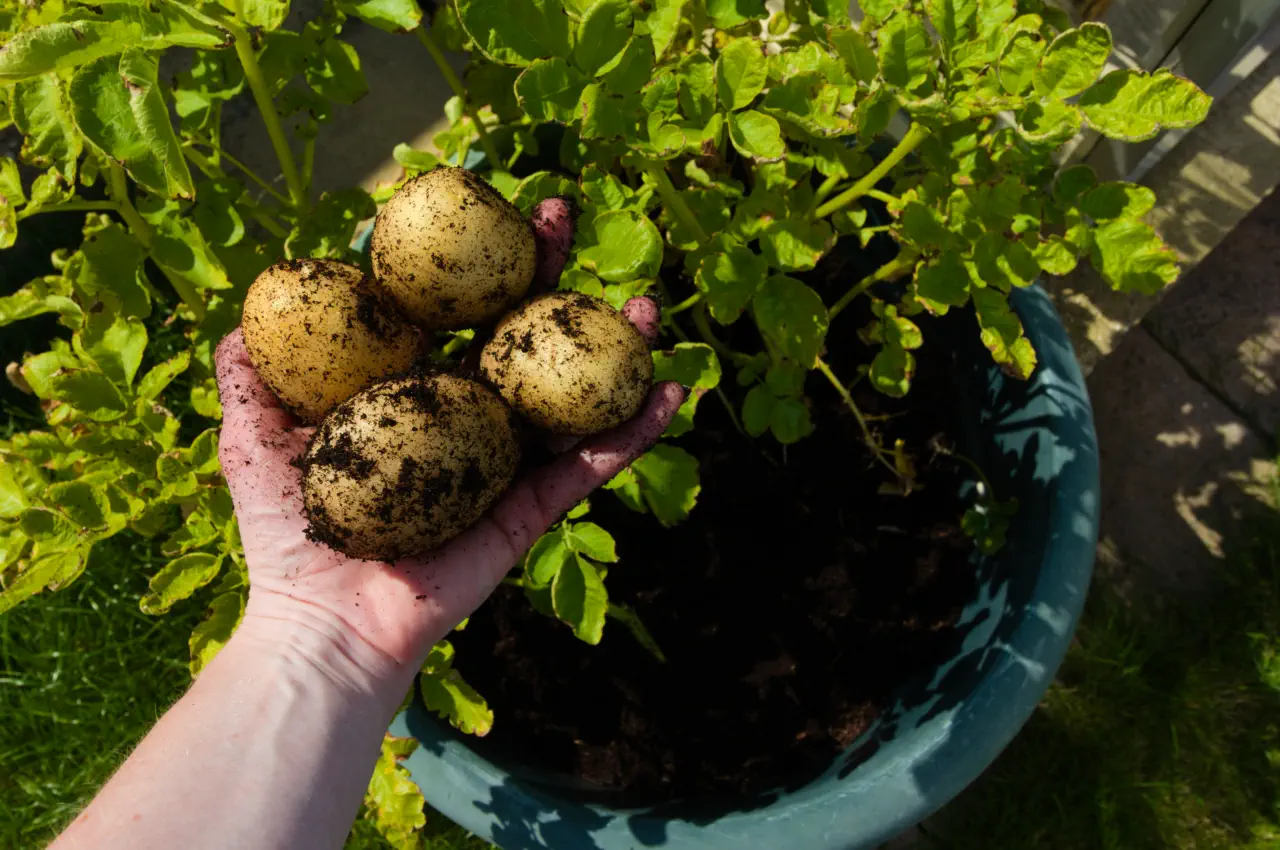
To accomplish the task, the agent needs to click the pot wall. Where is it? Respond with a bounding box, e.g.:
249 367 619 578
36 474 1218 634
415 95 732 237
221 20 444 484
389 283 1100 850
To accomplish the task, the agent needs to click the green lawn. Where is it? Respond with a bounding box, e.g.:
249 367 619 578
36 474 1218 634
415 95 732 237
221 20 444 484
2 486 1277 849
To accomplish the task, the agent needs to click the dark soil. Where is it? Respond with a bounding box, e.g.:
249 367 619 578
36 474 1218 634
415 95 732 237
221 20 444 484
452 292 981 803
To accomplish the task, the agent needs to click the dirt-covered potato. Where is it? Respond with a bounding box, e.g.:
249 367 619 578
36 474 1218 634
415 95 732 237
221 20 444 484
371 167 536 329
301 372 521 560
241 259 418 423
480 292 653 436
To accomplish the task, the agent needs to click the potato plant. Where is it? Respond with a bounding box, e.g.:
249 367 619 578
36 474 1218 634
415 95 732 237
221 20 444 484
0 0 1209 844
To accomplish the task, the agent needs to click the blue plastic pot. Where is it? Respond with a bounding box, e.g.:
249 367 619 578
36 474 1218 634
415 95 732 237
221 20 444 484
375 219 1098 846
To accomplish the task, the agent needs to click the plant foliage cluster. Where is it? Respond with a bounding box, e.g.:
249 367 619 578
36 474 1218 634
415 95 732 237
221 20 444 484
0 0 1208 843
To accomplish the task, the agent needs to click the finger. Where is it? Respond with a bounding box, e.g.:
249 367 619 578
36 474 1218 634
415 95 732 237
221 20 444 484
530 196 576 292
390 381 684 621
622 295 662 346
214 329 311 510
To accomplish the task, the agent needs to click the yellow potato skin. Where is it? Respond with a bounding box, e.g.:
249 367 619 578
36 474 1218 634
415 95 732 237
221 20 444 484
241 259 418 423
301 373 521 561
371 167 536 329
480 292 653 436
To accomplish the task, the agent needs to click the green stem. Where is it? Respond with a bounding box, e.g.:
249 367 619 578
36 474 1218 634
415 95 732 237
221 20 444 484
301 134 316 192
666 291 702 315
249 209 288 239
811 123 930 221
440 330 473 357
16 200 118 221
815 357 902 481
808 173 841 215
827 252 917 319
228 17 307 210
864 188 898 205
415 24 502 167
108 162 206 320
643 163 709 244
191 138 292 206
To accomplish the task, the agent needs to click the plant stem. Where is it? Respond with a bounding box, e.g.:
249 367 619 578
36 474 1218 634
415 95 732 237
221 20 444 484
828 252 917 319
643 163 709 244
249 209 288 239
808 173 841 215
228 16 307 210
16 200 118 221
864 188 898 205
108 162 206 320
415 24 502 167
191 138 292 205
811 123 930 221
301 134 316 192
666 291 702 314
815 357 902 481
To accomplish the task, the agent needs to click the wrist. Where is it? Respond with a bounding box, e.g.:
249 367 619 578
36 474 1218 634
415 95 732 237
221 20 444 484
234 590 418 714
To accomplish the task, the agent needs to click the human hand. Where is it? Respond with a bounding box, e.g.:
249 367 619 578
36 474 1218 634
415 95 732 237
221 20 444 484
215 204 682 691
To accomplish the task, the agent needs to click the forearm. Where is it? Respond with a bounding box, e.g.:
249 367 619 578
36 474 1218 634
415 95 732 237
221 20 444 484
52 598 418 850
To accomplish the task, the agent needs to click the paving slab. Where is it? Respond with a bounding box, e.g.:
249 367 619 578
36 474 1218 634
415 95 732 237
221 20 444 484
1087 326 1275 592
1145 187 1280 438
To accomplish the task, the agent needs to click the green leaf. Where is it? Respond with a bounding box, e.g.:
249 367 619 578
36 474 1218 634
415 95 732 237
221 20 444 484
524 528 572 586
420 660 494 736
754 275 828 367
565 522 618 563
962 496 1018 554
0 548 89 615
900 201 952 249
827 27 878 83
769 397 812 444
10 74 81 181
0 156 22 249
455 0 572 66
49 369 129 420
189 588 245 676
1032 236 1078 275
576 83 637 140
759 75 852 138
925 0 977 48
705 0 766 28
652 342 721 437
972 286 1037 379
1090 218 1179 295
726 110 784 161
69 50 194 199
0 464 31 519
1080 182 1156 221
644 0 684 60
695 242 768 323
286 188 377 259
74 311 147 389
364 734 427 850
306 38 368 104
870 307 921 397
1034 22 1111 99
0 2 231 83
973 231 1039 291
516 57 589 122
878 10 933 92
860 0 904 20
173 49 245 133
602 36 653 95
140 552 223 615
676 54 716 125
759 219 831 272
974 0 1016 39
552 554 608 644
716 38 767 111
337 0 423 32
742 385 774 437
1054 164 1097 206
137 195 233 294
630 444 699 526
997 31 1045 95
604 466 646 513
392 144 439 174
0 275 82 328
1017 99 1081 144
231 0 291 30
577 210 662 282
1079 68 1212 142
46 481 112 529
573 0 632 76
915 253 971 314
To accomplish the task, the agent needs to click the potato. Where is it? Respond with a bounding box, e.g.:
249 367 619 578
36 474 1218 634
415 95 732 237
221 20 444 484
301 372 521 560
371 167 536 329
242 259 419 423
480 292 653 436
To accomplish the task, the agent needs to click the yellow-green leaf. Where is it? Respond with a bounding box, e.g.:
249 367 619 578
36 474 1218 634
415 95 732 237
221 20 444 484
1034 22 1111 99
363 733 427 850
140 552 224 615
1079 68 1212 142
716 37 767 111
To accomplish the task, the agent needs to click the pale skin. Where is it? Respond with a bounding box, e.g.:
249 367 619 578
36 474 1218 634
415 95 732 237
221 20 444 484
51 212 683 850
